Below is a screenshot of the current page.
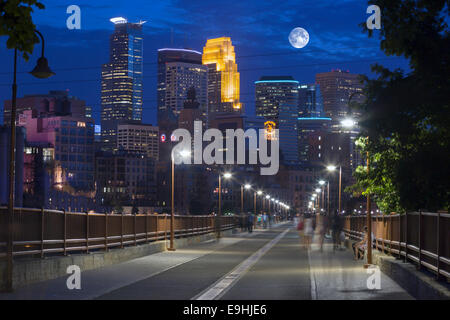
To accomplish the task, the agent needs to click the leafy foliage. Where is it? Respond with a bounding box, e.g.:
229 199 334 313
0 0 45 60
350 0 450 212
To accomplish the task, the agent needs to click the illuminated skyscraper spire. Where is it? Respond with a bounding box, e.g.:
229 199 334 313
202 37 242 114
101 17 145 152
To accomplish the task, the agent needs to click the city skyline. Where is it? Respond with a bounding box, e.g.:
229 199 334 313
0 0 410 126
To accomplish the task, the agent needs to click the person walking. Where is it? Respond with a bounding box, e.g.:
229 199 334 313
331 211 343 251
318 214 328 252
303 214 314 250
297 215 305 248
247 213 254 233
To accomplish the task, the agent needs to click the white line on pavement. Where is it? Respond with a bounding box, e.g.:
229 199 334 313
193 228 290 300
307 248 318 300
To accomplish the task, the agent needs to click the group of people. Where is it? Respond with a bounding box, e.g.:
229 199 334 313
296 211 345 251
240 212 273 233
296 212 374 261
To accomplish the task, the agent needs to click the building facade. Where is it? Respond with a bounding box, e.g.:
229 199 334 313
20 109 95 211
117 123 159 160
315 69 363 126
3 90 89 126
157 48 208 120
255 76 300 164
0 126 24 207
101 17 145 151
298 84 324 118
202 37 242 117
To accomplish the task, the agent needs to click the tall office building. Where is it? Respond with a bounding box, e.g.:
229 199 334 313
157 48 208 120
101 17 145 152
255 76 299 164
315 69 363 124
298 84 324 118
202 37 242 116
255 76 299 125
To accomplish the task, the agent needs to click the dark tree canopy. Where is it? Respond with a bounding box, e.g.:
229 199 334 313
349 0 450 212
0 0 45 59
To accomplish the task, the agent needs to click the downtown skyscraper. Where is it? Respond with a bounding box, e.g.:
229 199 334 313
255 76 300 164
101 17 145 152
157 48 208 121
202 37 242 117
315 69 363 127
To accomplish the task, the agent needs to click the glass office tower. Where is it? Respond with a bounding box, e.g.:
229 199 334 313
101 17 145 152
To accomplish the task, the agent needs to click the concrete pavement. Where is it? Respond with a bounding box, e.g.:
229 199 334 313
0 222 413 300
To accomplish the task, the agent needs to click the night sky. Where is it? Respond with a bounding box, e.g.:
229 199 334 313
0 0 410 126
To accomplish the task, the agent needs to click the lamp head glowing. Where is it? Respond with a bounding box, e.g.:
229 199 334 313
319 180 325 185
110 17 128 24
179 150 191 158
244 184 251 189
315 188 321 193
341 118 356 128
223 173 232 179
266 195 270 199
326 165 337 172
257 190 263 195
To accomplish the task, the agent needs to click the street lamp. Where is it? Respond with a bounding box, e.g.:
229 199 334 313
327 165 343 214
6 29 55 292
169 149 191 251
218 172 232 238
341 118 357 129
241 184 251 214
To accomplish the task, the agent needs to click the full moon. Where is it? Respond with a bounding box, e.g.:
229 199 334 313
289 27 309 49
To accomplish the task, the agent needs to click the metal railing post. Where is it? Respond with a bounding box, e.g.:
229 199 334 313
63 209 67 256
134 212 137 246
41 207 45 258
390 215 393 255
382 215 385 253
121 212 124 248
436 212 441 280
398 214 401 259
105 213 108 252
164 214 167 241
86 212 89 254
404 212 408 263
147 213 150 242
418 210 422 270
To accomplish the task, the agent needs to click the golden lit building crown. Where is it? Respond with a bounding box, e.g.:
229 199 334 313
202 37 241 110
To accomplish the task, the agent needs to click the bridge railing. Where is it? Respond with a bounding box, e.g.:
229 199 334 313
0 207 239 259
343 212 450 281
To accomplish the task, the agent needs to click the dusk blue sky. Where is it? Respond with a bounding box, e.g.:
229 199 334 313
0 0 410 125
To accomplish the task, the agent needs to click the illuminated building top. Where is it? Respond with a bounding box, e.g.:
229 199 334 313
110 17 128 24
202 37 241 110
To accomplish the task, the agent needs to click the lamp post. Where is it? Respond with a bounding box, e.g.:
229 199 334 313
315 188 321 211
169 149 191 251
241 184 251 214
341 114 373 267
6 29 55 292
217 172 232 238
326 165 342 214
253 192 257 216
256 190 262 214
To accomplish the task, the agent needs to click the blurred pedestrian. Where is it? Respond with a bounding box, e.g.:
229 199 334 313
303 214 314 250
247 212 254 233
